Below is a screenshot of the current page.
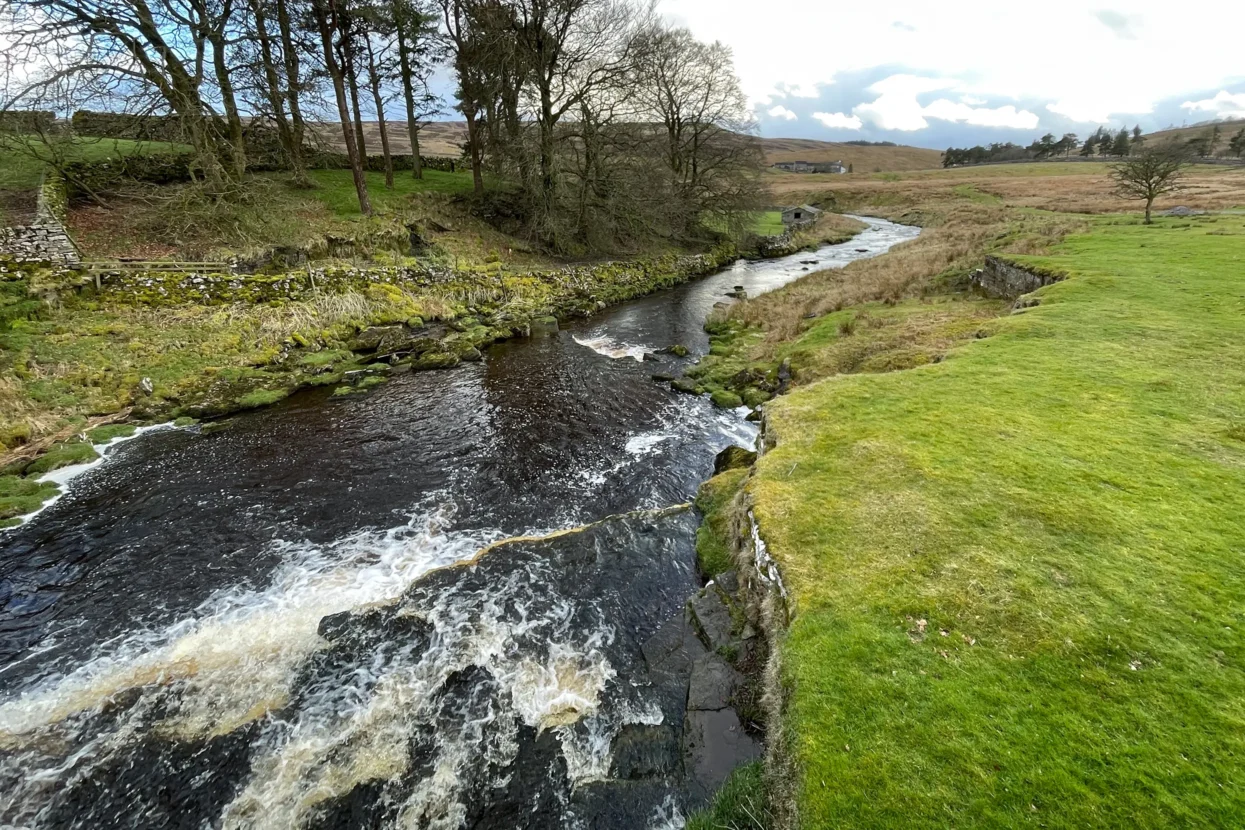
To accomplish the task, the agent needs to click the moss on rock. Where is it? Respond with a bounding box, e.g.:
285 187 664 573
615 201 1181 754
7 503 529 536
412 351 460 370
0 475 62 520
86 423 137 444
694 467 749 577
24 442 100 475
235 388 290 409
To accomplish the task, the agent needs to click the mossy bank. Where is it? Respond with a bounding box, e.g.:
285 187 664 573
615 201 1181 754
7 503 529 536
0 243 738 520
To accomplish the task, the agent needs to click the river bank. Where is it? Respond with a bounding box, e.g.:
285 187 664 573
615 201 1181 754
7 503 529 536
0 224 911 828
698 193 1245 826
0 208 881 527
2 242 754 525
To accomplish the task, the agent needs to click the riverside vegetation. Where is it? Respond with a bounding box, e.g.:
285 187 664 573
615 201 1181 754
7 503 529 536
685 161 1245 827
0 236 744 526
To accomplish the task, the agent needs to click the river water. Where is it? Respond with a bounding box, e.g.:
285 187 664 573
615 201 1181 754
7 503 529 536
0 217 918 829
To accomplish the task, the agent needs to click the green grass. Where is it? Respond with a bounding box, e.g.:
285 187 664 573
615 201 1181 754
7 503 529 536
753 213 1245 827
23 441 100 475
687 762 772 830
0 138 188 189
86 423 137 444
753 210 785 236
286 168 477 216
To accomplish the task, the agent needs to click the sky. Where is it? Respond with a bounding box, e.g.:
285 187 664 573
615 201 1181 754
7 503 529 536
660 0 1245 148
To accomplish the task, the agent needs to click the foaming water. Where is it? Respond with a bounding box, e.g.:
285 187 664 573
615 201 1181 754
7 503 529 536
0 500 497 747
6 423 181 529
0 218 919 827
572 333 650 361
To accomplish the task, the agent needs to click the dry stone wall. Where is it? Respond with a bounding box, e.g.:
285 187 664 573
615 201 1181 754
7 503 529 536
971 255 1060 300
0 175 79 266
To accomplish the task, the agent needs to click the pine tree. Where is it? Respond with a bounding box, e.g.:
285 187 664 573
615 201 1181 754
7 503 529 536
1230 128 1245 159
1112 128 1131 157
1080 136 1096 157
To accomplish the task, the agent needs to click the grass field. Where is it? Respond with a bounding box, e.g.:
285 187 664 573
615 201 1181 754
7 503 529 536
767 161 1245 217
283 168 478 215
753 210 785 236
746 212 1245 827
0 138 188 190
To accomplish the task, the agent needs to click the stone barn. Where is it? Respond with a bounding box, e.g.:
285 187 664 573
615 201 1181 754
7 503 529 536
781 204 822 227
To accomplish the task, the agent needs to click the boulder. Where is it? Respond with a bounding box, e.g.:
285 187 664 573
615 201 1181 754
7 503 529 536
670 377 700 395
530 316 559 335
776 358 792 394
715 570 740 594
350 325 403 352
713 445 756 474
412 352 460 370
682 709 762 803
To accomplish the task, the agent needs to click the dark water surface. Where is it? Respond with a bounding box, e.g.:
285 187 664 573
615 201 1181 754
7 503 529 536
0 218 918 828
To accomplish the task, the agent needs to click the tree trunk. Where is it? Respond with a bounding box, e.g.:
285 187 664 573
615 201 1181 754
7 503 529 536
364 37 394 189
464 107 484 197
251 0 306 184
274 0 311 186
1145 197 1153 225
312 0 371 214
340 33 368 160
208 24 247 178
394 18 423 180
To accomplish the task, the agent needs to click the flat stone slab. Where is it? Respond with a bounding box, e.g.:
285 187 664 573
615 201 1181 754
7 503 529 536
682 709 763 803
687 653 742 711
689 587 734 652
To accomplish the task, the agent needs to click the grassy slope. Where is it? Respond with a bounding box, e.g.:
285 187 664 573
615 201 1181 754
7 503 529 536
752 214 1245 827
288 168 477 214
1146 119 1245 147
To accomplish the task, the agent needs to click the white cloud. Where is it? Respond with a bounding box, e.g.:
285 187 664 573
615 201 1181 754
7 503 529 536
768 105 798 120
775 82 821 99
1181 90 1245 119
922 99 1039 129
1093 9 1141 39
658 0 1245 129
844 74 1036 132
852 74 957 130
812 111 863 130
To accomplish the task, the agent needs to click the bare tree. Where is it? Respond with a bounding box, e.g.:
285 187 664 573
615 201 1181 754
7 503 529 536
634 23 762 236
511 0 647 243
3 0 238 189
360 13 396 188
1109 144 1189 224
245 0 311 185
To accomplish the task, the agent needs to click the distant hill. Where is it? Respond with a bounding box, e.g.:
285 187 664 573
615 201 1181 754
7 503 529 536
1146 118 1245 146
310 120 466 157
760 137 943 172
309 121 945 171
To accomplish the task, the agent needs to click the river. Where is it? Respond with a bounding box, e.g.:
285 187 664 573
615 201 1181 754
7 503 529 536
0 217 919 829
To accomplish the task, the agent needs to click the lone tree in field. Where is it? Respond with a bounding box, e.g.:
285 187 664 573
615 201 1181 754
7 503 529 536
1109 145 1189 224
